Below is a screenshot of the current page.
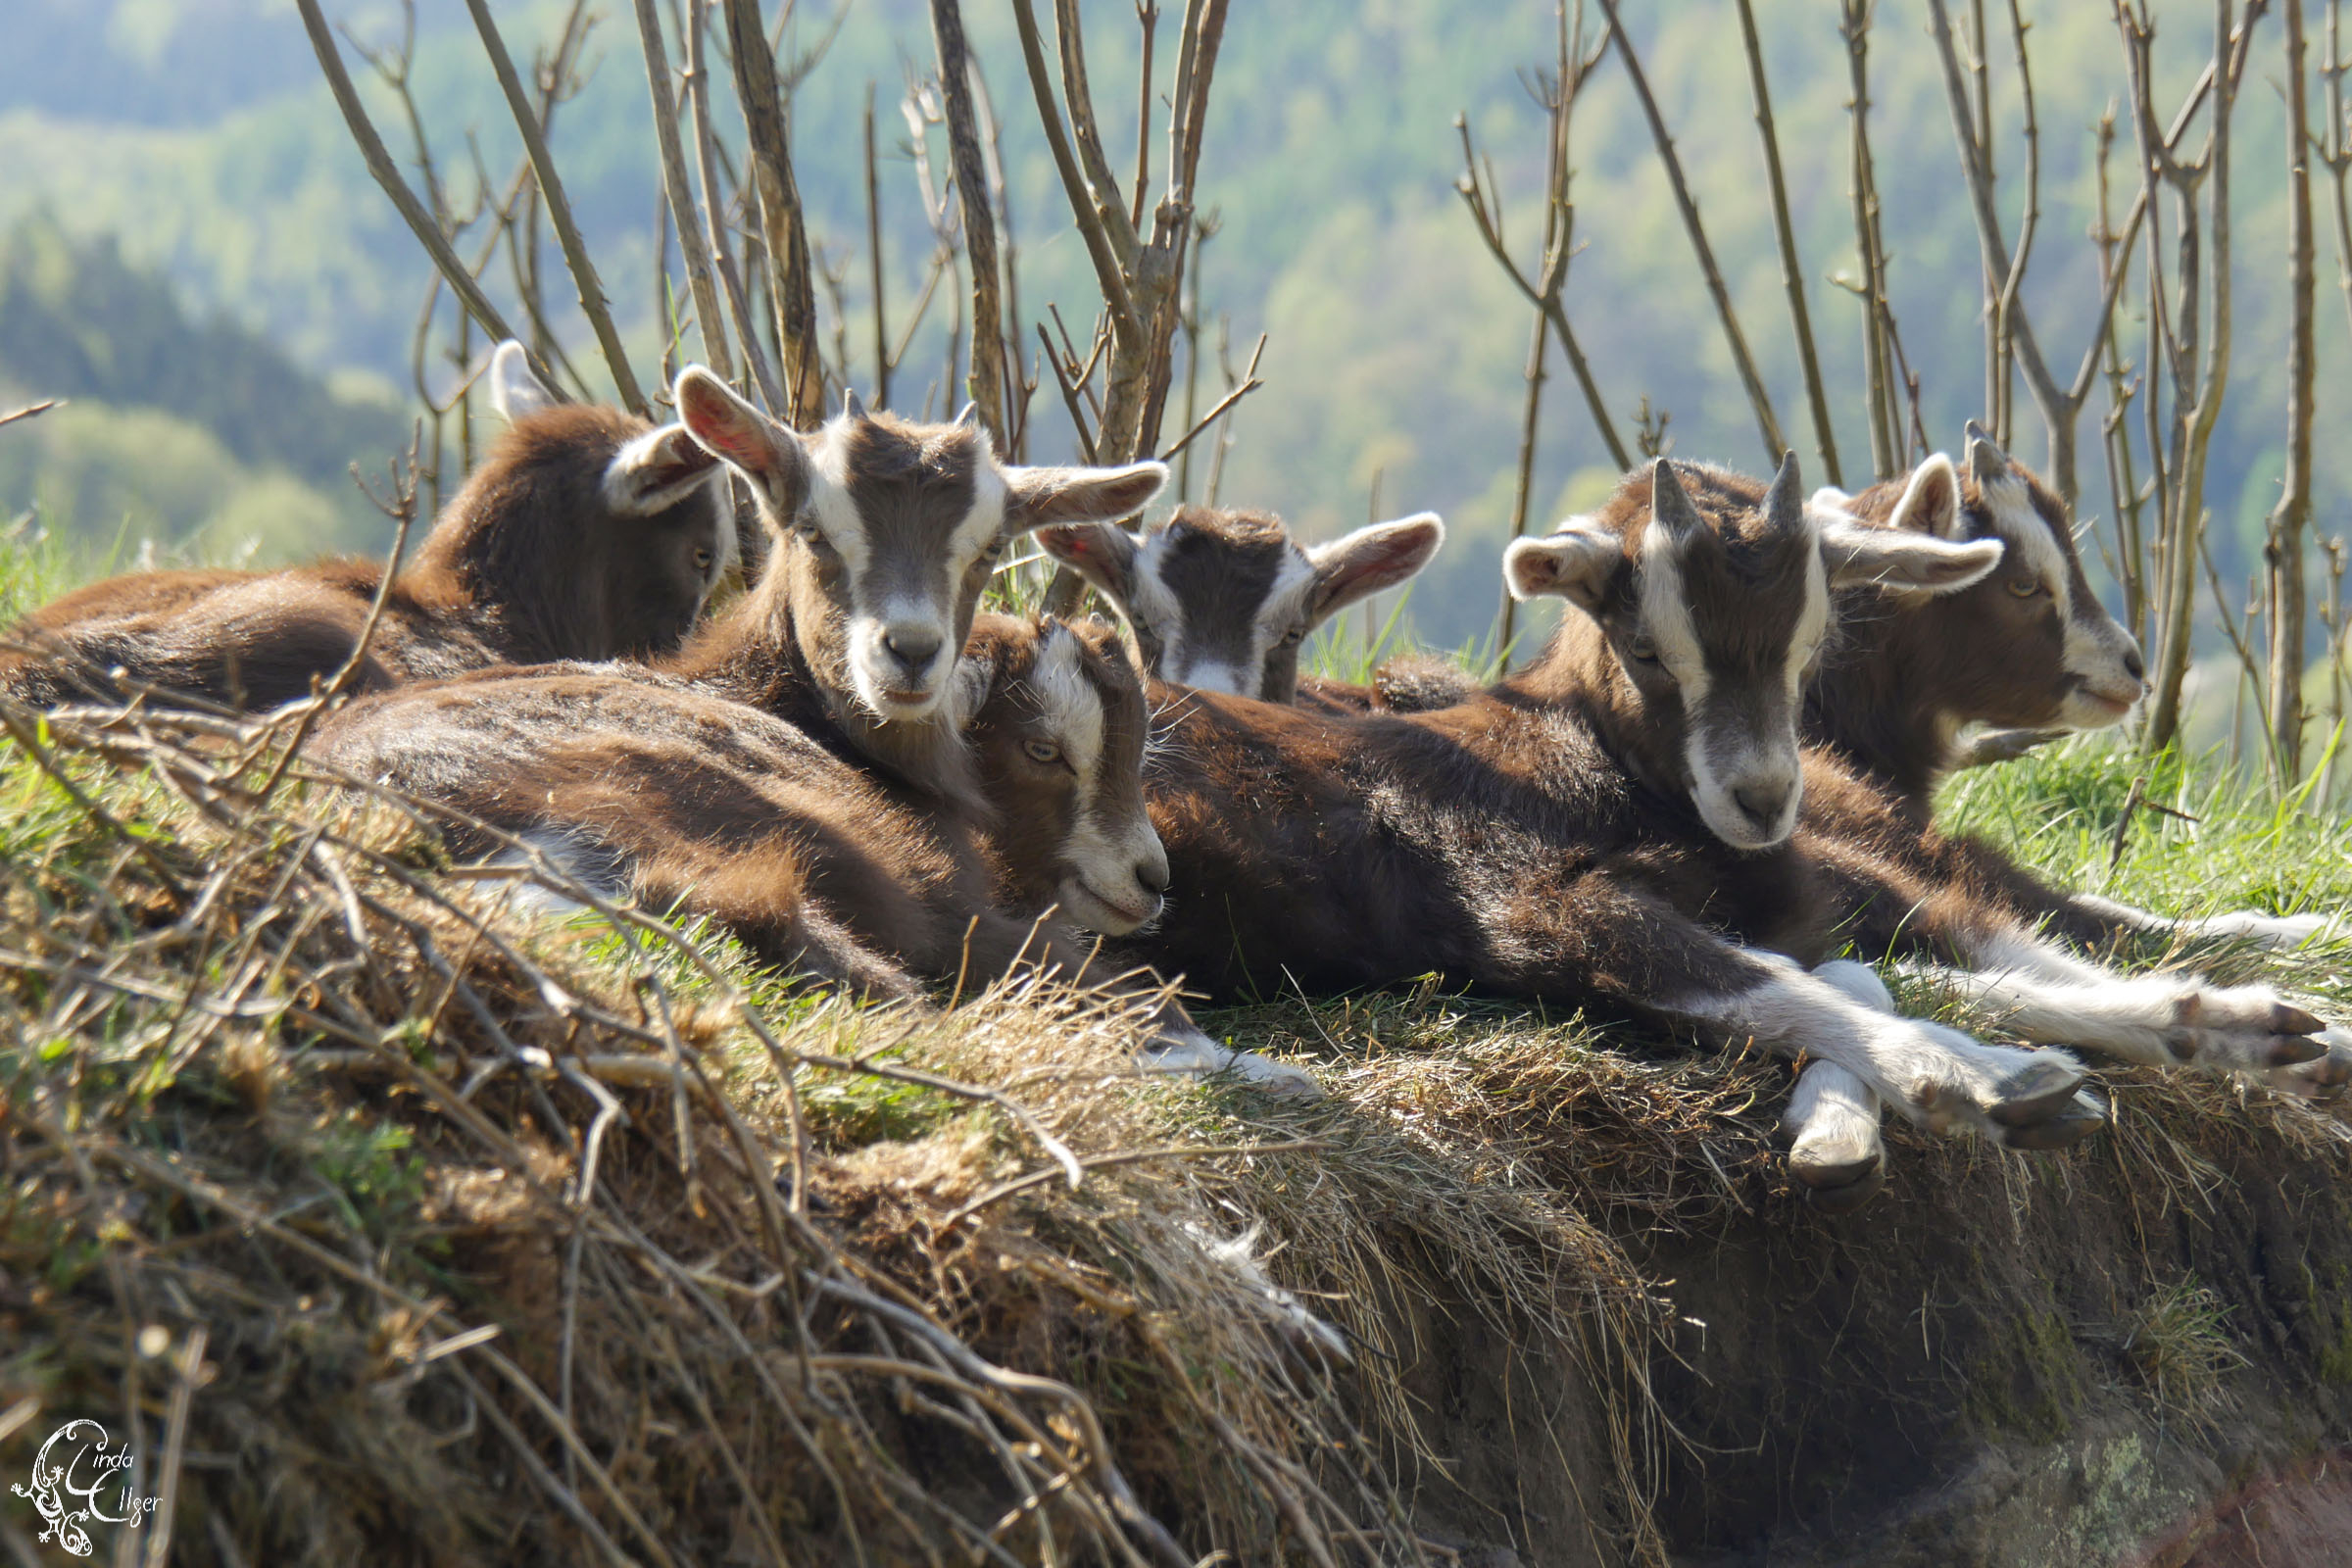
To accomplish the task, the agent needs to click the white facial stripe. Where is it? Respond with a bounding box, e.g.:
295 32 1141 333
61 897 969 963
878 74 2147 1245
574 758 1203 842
804 422 873 581
1248 548 1319 682
953 463 1009 565
1789 541 1831 702
1979 473 2139 708
1033 626 1104 778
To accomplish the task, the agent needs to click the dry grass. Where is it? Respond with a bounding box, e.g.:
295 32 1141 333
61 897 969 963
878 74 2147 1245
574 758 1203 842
0 683 1686 1566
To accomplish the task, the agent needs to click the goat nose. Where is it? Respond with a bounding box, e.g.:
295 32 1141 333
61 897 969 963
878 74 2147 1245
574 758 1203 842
1733 782 1791 830
882 626 943 673
1135 855 1171 896
2123 646 2146 683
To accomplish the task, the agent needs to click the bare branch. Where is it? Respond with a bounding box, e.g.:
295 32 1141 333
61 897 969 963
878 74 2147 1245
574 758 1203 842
722 0 828 427
294 0 522 348
630 0 733 383
464 0 647 415
1735 0 1840 488
2269 0 2318 776
928 0 1007 442
1593 0 1785 466
0 400 59 431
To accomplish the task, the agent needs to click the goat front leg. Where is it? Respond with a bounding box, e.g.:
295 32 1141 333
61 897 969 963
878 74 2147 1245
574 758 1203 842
2063 892 2339 953
1783 962 1892 1214
1496 879 2102 1148
963 910 1325 1100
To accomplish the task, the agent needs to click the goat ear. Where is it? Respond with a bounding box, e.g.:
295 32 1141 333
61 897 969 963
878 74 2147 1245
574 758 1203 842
1033 522 1142 605
1306 513 1446 620
603 424 720 515
673 367 808 516
1503 521 1620 612
488 340 559 422
1808 484 1853 514
1820 517 2003 595
1002 461 1168 532
1887 454 1965 540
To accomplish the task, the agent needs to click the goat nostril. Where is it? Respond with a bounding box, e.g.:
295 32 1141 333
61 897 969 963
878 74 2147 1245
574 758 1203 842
1733 784 1788 827
1136 858 1170 896
882 628 943 672
2123 647 2146 682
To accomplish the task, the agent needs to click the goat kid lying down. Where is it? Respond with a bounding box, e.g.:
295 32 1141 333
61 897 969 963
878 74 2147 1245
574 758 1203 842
1137 457 2336 1175
413 363 1299 1090
1124 455 2104 1141
317 612 1310 1092
2 343 733 711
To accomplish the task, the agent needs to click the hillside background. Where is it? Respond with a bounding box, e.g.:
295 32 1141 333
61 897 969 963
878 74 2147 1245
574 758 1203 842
0 0 2343 671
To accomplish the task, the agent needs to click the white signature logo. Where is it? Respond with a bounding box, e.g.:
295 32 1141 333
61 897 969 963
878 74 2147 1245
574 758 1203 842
10 1419 160 1557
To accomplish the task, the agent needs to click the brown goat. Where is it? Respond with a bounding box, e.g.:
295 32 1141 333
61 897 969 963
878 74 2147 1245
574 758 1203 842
1 343 734 712
1128 456 2340 1188
386 364 1303 1091
318 612 1306 1088
1035 504 1444 703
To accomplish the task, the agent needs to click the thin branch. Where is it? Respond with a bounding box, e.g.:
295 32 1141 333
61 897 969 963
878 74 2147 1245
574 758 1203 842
294 0 521 347
929 0 1007 442
631 0 733 383
722 0 828 426
464 0 647 415
1593 0 1785 466
1735 0 1840 488
0 400 59 431
1008 0 1142 347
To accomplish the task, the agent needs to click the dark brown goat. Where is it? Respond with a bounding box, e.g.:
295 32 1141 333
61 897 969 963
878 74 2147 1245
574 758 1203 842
1035 505 1444 702
2 343 734 711
1128 457 2336 1183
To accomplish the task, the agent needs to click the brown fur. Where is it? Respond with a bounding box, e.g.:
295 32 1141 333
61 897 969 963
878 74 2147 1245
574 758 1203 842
2 404 727 711
1809 452 2135 815
1125 465 1827 1018
315 614 1164 1009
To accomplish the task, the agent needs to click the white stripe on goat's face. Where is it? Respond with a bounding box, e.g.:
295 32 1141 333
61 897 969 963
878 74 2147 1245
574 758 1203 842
1635 460 1823 852
799 414 1009 720
977 620 1168 935
1965 435 2146 729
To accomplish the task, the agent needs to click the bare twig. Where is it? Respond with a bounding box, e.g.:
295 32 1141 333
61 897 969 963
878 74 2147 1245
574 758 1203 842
1593 0 1785 466
0 400 59 431
928 0 1007 441
631 0 732 383
722 0 828 426
1734 0 1840 488
2270 0 2319 778
294 0 521 347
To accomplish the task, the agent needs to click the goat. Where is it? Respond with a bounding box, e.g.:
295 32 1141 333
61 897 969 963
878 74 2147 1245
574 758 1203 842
1034 504 1444 703
315 614 1217 1023
365 364 1302 1091
1122 456 2130 1143
1 343 734 712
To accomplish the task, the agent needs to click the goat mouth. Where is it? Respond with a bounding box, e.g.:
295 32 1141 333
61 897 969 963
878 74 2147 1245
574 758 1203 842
2072 685 2141 720
1057 878 1158 935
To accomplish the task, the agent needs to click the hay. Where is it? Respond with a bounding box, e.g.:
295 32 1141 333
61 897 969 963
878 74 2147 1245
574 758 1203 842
0 686 1681 1566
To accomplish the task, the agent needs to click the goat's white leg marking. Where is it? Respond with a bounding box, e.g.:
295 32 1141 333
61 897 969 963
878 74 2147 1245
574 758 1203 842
1783 961 1891 1209
1919 928 2327 1076
2067 892 2338 952
1138 1024 1324 1100
1668 953 2090 1141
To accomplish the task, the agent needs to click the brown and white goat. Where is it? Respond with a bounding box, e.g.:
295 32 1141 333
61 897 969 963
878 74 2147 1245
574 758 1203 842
1035 504 1445 703
316 613 1298 1086
1 343 734 711
1125 456 2129 1144
466 364 1301 1090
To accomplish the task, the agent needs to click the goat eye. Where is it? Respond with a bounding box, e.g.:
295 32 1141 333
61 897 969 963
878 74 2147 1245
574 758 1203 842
1022 738 1063 766
2006 578 2041 599
1627 633 1659 663
693 547 714 570
1278 627 1307 647
981 537 1007 559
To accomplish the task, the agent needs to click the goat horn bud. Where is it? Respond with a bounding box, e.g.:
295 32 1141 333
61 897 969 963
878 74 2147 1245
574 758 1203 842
1649 457 1702 544
1762 449 1803 533
844 387 868 420
954 401 979 428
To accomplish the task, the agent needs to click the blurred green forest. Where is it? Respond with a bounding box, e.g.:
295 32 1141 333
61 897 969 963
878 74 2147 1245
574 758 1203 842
0 0 2345 667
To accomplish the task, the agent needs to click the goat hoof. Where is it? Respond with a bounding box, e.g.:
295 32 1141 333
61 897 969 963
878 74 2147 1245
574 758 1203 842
1997 1092 2107 1152
1802 1164 1886 1215
2266 1034 2328 1068
2274 1003 2328 1037
1985 1057 2085 1126
1789 1146 1884 1209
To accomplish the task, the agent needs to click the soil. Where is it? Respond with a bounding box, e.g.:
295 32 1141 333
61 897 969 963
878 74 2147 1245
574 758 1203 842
1372 1092 2352 1567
